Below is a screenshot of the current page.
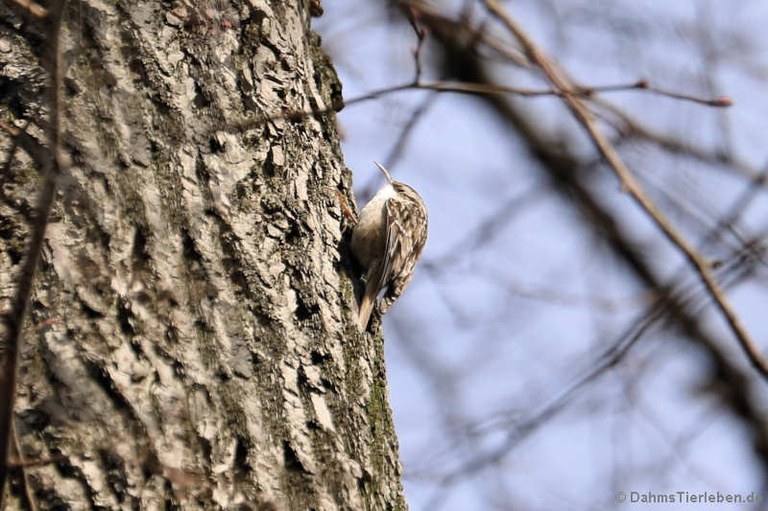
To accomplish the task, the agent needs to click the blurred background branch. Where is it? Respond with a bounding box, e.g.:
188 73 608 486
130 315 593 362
318 0 768 508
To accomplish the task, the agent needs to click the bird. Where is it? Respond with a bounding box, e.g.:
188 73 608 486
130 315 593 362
350 162 428 330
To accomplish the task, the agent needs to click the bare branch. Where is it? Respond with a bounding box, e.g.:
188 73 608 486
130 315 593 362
482 0 768 379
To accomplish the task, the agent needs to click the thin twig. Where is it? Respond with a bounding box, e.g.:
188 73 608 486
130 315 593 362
482 0 768 378
401 0 530 68
11 422 37 511
8 0 48 19
646 85 732 107
0 120 50 172
347 79 730 105
0 0 68 504
430 238 762 484
404 4 428 83
591 98 759 181
231 77 729 134
382 92 439 172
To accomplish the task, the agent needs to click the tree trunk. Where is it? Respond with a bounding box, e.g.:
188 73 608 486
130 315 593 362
0 1 406 509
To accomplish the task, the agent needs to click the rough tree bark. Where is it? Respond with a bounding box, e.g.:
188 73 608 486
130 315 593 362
0 1 406 509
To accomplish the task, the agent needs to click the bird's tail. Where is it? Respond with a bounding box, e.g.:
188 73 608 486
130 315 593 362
358 278 378 330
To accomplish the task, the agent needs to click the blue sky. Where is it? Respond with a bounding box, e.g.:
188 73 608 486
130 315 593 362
317 1 768 509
